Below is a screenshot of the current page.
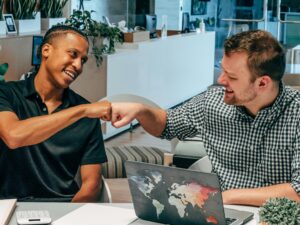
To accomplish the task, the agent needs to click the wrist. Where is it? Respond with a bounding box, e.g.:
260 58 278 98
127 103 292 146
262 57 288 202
135 103 145 120
78 104 89 118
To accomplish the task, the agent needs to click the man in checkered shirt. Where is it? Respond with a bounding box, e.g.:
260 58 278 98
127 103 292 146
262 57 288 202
111 30 300 206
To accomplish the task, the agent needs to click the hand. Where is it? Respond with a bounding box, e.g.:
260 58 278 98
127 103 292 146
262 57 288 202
85 101 112 121
111 102 141 128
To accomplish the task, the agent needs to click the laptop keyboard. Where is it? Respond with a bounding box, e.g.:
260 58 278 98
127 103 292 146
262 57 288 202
226 217 237 225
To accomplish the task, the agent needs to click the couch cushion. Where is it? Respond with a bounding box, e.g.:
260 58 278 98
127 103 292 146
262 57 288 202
102 146 165 178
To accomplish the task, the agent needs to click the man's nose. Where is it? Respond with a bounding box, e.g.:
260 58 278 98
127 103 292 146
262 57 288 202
73 58 82 72
217 72 226 85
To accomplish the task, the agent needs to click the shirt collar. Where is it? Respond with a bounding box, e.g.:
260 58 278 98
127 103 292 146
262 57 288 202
23 72 38 97
22 72 72 108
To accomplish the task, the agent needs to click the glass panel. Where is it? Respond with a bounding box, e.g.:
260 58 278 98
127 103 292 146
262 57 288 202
213 0 300 81
73 0 300 78
277 0 300 74
212 0 265 82
127 0 155 29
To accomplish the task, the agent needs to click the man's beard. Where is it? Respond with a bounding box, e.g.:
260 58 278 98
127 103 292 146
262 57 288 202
224 89 257 106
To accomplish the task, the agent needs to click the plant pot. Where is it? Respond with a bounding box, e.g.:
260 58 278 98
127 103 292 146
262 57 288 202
16 17 41 34
41 18 66 30
0 21 7 36
88 36 105 54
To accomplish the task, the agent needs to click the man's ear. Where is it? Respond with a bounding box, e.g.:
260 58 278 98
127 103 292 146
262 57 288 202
41 43 51 58
258 75 272 89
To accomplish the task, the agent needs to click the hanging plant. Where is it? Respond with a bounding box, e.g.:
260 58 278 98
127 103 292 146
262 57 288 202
41 0 68 18
64 10 123 67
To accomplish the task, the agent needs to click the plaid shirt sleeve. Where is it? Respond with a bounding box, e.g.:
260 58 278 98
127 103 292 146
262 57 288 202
291 125 300 195
160 92 207 140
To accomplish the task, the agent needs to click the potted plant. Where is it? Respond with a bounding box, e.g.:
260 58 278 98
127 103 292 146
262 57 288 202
64 10 123 66
0 63 8 82
3 0 40 34
41 0 68 30
259 197 300 225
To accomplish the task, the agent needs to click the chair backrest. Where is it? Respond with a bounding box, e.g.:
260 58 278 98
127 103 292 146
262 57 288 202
98 176 112 203
188 155 212 173
101 93 161 109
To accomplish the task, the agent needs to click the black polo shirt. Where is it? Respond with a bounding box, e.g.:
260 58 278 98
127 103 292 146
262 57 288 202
0 74 107 201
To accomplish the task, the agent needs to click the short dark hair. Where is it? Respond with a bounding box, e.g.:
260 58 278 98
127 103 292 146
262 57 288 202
224 30 285 82
38 25 89 57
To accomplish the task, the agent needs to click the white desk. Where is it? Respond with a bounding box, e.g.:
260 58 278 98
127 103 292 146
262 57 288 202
8 202 259 225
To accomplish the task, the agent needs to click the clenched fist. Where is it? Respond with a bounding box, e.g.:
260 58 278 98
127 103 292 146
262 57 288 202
85 100 112 121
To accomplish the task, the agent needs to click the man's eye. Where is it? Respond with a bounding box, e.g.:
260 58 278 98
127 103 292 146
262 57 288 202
69 51 77 58
228 77 237 80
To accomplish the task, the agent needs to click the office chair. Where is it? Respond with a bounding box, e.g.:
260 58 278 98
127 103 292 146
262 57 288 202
188 155 212 173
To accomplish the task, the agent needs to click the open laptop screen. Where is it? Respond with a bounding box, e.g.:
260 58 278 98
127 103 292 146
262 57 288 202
125 161 253 225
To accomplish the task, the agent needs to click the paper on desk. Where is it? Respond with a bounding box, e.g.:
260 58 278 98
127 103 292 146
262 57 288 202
52 204 136 225
245 219 257 225
0 199 17 225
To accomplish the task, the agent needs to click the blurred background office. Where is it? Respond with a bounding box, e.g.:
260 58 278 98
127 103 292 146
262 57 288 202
71 0 300 82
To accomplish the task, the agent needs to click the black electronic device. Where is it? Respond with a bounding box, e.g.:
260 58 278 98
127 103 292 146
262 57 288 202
182 12 190 33
126 161 254 225
145 14 157 39
31 36 43 68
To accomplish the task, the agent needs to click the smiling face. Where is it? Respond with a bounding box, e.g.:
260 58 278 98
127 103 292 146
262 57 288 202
217 51 258 106
41 32 89 89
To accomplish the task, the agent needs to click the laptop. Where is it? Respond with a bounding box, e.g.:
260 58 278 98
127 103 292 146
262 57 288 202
125 161 254 225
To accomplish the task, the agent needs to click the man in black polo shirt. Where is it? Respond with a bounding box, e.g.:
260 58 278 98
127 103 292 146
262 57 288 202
0 25 111 202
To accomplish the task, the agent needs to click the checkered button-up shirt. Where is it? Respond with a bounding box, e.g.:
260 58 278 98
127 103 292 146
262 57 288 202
161 84 300 193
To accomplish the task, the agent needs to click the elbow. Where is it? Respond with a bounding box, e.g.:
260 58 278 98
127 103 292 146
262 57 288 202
79 181 102 202
1 130 23 149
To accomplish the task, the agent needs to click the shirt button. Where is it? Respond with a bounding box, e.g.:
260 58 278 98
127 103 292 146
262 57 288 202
43 107 47 112
36 95 39 99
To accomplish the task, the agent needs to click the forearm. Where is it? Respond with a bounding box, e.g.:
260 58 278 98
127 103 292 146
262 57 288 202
222 183 300 206
72 181 102 202
136 105 167 137
1 105 87 148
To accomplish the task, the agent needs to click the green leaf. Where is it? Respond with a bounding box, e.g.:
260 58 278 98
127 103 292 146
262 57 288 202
0 63 8 76
41 0 68 18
